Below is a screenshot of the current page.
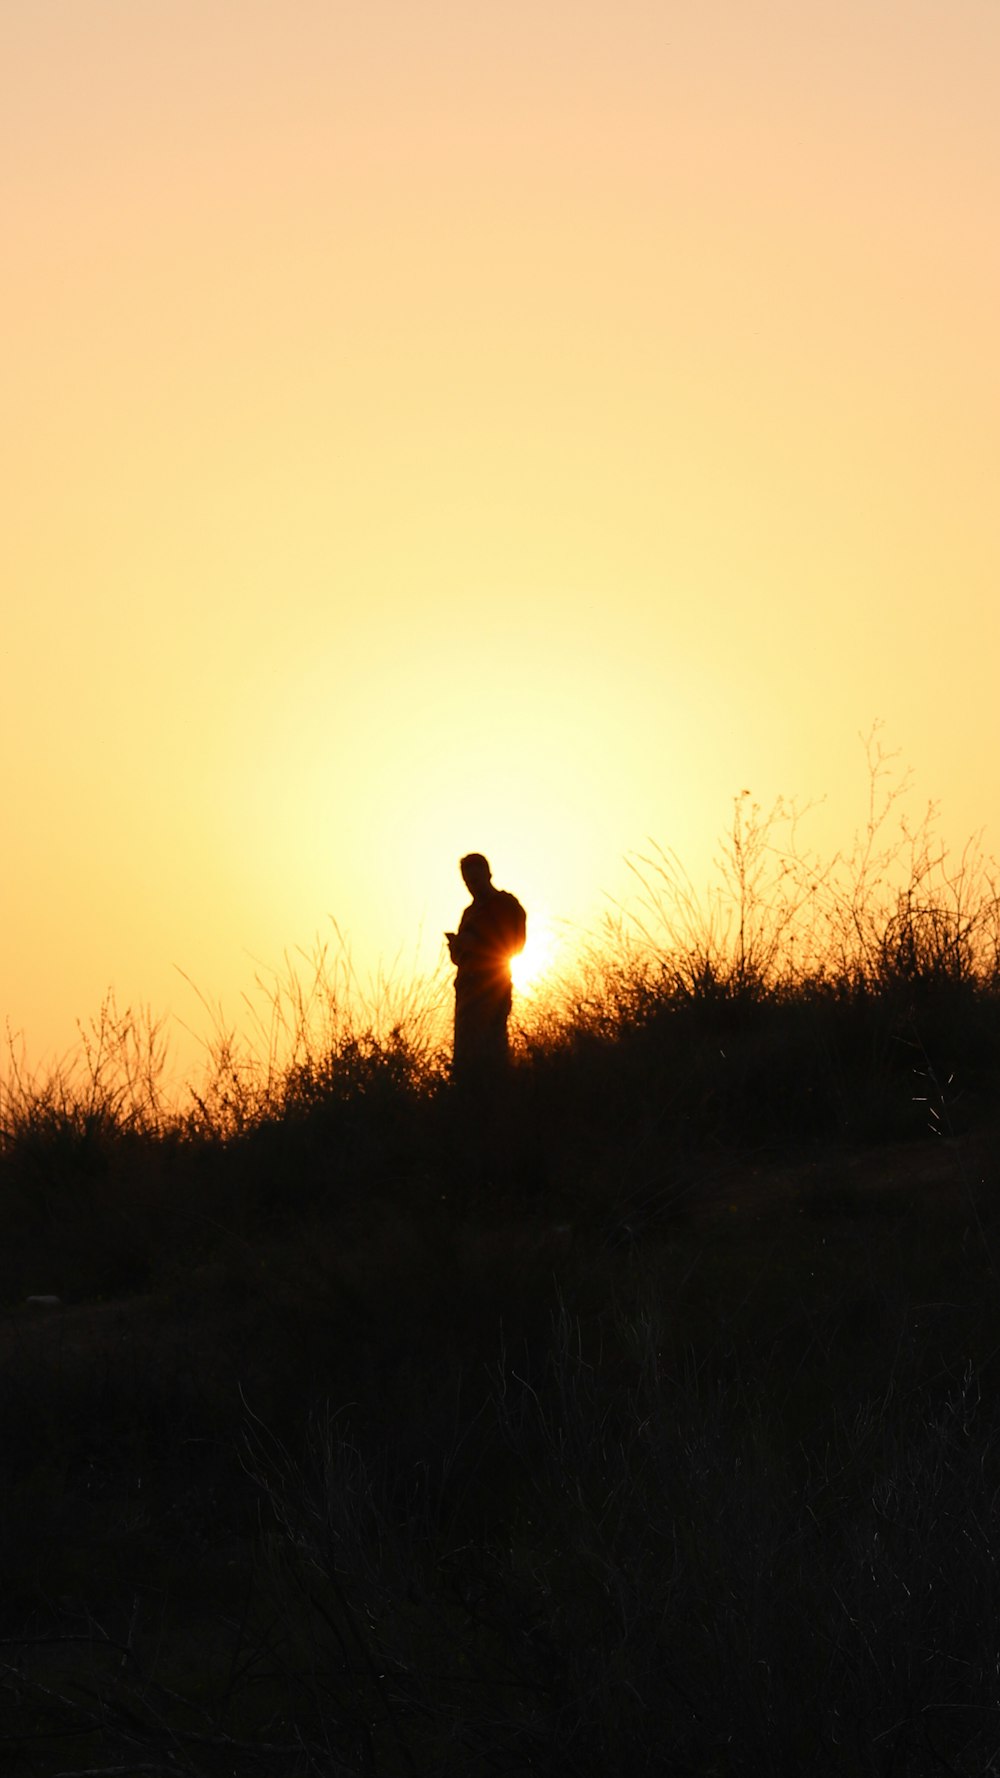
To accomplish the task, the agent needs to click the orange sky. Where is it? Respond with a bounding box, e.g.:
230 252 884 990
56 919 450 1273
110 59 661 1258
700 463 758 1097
4 0 999 1083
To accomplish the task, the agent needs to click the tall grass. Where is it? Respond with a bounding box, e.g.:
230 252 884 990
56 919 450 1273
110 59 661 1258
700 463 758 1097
507 731 1000 1156
563 726 1000 1012
178 932 452 1140
1 992 173 1147
4 735 1000 1304
5 726 999 1154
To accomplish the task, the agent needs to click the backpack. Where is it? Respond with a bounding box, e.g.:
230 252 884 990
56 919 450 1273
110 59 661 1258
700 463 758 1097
497 890 527 956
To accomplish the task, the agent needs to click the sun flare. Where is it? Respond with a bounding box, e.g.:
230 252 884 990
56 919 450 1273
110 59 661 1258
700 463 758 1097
510 917 557 997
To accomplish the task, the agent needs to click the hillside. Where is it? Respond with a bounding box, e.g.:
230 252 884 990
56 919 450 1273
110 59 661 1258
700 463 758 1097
6 813 1000 1773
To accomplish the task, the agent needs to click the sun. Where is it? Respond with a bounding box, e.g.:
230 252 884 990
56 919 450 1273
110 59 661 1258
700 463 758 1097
510 916 557 997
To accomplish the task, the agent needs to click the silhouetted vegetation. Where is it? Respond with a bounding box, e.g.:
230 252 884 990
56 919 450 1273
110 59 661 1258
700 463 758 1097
5 737 1000 1773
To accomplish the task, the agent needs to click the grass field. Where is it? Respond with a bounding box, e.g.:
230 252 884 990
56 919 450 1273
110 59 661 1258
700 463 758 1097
5 764 1000 1775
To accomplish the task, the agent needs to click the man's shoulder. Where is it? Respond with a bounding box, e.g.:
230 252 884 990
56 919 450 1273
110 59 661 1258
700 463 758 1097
493 888 525 920
495 889 526 950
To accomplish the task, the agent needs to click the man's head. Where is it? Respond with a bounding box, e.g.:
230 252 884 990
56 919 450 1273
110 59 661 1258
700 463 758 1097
460 853 492 895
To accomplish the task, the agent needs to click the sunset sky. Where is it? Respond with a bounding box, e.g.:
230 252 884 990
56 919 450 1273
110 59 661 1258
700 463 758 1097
4 0 999 1081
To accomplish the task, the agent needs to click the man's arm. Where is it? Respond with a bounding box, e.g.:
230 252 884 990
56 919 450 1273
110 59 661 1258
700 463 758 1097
446 908 476 965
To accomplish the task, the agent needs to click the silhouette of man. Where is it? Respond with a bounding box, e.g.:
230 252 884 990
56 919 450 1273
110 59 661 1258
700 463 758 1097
446 854 526 1083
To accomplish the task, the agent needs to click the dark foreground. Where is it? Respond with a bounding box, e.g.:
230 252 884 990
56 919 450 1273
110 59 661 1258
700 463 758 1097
4 1110 1000 1777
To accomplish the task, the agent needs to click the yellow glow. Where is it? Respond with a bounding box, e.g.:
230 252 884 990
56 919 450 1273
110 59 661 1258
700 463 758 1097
511 916 558 999
2 0 1000 1080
